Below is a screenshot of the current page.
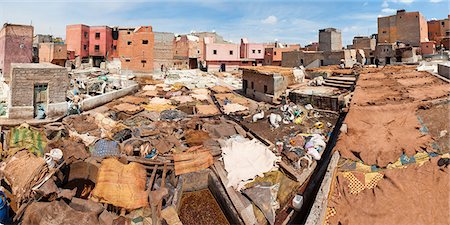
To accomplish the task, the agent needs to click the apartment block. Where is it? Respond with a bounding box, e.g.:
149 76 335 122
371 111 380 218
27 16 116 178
319 28 342 51
377 10 428 47
428 15 450 49
204 37 241 72
264 45 300 66
66 24 90 58
174 34 201 69
240 38 264 65
154 32 174 72
0 23 33 82
116 26 154 73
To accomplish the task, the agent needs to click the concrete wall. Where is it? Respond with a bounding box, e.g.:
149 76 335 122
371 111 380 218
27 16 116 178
428 16 450 46
205 43 240 61
81 79 139 111
39 43 67 66
319 28 342 51
0 24 33 82
438 63 450 79
420 42 435 55
242 69 289 102
8 63 68 119
282 50 356 68
352 36 376 50
153 32 174 72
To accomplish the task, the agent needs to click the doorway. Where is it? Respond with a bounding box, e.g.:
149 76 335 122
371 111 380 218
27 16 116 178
385 57 391 65
243 80 248 95
34 83 48 119
189 58 198 69
220 63 226 72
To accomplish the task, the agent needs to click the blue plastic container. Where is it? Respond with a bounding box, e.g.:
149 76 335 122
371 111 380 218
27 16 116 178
0 191 10 224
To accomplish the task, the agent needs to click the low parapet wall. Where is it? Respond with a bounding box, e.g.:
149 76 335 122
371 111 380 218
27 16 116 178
81 79 139 111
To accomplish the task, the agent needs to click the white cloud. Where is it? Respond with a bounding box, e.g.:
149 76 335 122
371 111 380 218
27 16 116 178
261 15 278 25
382 1 389 8
363 2 369 6
390 0 414 4
429 0 442 2
381 8 397 14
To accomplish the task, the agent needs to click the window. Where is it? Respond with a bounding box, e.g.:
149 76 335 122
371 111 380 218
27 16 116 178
258 50 261 53
251 82 254 89
127 41 132 45
301 59 304 65
127 31 131 34
125 59 130 62
213 50 217 54
94 45 100 51
252 50 256 53
197 50 200 54
382 31 387 34
264 85 268 94
84 32 88 38
442 22 445 26
83 45 87 51
229 50 233 55
141 60 147 67
142 40 149 44
274 51 277 55
95 32 100 39
113 45 117 50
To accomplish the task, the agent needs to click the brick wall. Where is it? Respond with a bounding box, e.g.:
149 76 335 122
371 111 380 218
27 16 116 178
0 24 33 82
378 11 427 47
153 32 174 72
8 63 68 118
319 28 342 51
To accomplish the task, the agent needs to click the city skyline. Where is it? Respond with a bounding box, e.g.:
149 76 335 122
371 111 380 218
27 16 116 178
0 0 448 46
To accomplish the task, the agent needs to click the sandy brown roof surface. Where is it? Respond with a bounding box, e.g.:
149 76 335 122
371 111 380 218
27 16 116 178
240 66 294 77
336 66 449 166
327 66 450 225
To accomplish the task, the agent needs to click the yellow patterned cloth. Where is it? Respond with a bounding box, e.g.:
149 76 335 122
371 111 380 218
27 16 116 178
324 207 337 225
342 171 384 194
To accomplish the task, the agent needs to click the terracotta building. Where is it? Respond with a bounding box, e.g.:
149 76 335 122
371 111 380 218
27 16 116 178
302 42 319 51
174 34 201 69
66 24 90 59
240 38 264 66
428 15 450 49
66 24 115 66
115 26 154 73
38 42 67 66
377 10 428 47
0 24 33 83
264 44 300 66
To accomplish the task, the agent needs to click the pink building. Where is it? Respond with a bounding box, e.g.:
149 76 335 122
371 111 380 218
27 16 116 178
66 24 90 58
240 38 264 66
204 37 240 72
88 26 113 60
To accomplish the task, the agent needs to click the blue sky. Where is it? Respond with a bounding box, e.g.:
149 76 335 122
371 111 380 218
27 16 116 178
0 0 448 46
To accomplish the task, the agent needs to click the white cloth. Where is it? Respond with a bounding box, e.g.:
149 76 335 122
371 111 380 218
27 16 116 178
221 136 280 190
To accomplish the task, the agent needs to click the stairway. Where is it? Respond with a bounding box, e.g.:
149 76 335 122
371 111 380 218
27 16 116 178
323 76 356 89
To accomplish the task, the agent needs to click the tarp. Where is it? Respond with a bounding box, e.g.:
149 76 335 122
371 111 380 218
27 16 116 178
8 124 47 157
221 136 280 190
90 158 148 210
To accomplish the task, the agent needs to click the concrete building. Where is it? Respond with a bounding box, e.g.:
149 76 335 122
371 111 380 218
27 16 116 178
153 32 174 72
240 38 264 66
377 10 428 47
302 42 319 51
38 43 67 66
281 50 357 68
115 26 154 73
241 66 297 103
375 42 419 65
0 24 33 83
174 34 201 69
319 28 342 51
428 15 450 49
8 63 68 119
352 36 376 64
204 37 241 72
264 45 300 66
33 34 53 62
